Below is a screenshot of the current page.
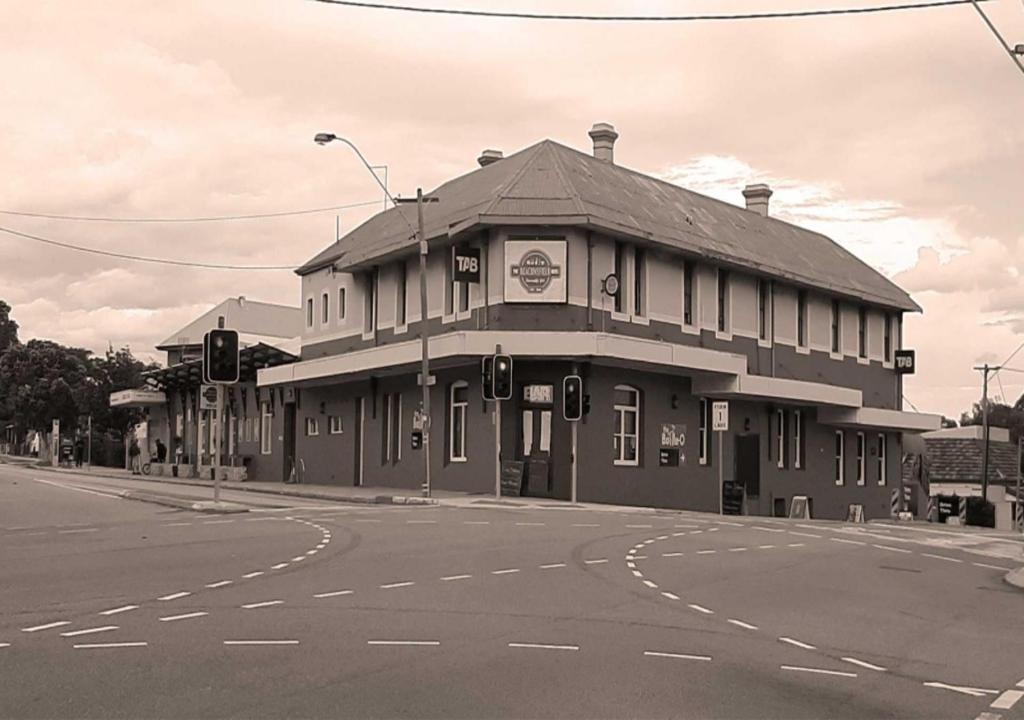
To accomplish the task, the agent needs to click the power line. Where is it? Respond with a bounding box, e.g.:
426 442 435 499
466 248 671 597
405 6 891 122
969 0 1024 79
312 0 987 21
0 199 381 223
902 394 921 412
0 224 297 271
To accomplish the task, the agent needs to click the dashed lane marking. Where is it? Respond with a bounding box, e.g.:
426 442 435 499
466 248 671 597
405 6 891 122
707 528 719 532
627 562 637 569
60 626 118 637
367 640 440 646
781 665 857 678
789 531 821 538
159 612 208 622
407 520 437 524
572 523 599 527
515 522 545 526
59 528 98 534
831 538 866 546
291 556 306 562
223 640 299 646
584 558 609 565
99 605 138 616
241 600 284 609
271 563 289 570
662 552 685 557
661 592 680 600
921 553 963 563
788 543 805 548
0 643 9 648
656 535 669 541
716 521 743 527
242 571 265 578
73 642 147 649
644 651 711 662
626 524 653 529
22 621 71 633
696 550 717 555
203 520 234 525
973 562 1012 571
779 637 817 650
842 657 887 672
540 563 566 569
873 544 911 553
753 526 784 533
508 642 579 651
688 604 714 614
441 574 472 581
643 580 659 589
355 519 381 523
492 569 520 575
306 550 317 555
795 524 821 531
758 545 775 549
727 619 759 631
991 690 1024 711
380 581 415 589
158 592 191 601
464 521 490 525
728 547 748 552
924 682 1000 697
632 570 644 577
206 580 233 588
163 522 192 527
690 530 704 534
314 590 354 598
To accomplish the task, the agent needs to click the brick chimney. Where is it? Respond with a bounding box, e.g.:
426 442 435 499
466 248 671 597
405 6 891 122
477 149 503 167
742 183 773 217
588 123 619 163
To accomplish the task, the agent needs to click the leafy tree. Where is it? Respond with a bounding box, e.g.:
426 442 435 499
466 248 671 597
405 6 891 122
959 397 1024 445
0 300 17 354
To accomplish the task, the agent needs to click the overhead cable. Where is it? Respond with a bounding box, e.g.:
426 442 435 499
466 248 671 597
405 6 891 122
0 199 381 223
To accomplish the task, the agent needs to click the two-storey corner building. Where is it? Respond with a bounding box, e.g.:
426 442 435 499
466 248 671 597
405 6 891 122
258 123 941 519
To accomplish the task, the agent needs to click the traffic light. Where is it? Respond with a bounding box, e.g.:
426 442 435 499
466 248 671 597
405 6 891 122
203 329 239 384
411 429 423 450
493 354 513 400
563 375 583 421
481 356 495 401
583 393 591 417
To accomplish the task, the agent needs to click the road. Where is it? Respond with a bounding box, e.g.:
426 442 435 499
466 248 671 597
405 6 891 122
1 463 1023 719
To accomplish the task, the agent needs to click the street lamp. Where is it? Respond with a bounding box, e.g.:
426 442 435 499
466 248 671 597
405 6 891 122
314 133 437 497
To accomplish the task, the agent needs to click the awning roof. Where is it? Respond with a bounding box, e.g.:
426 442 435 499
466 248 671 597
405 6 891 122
143 342 298 391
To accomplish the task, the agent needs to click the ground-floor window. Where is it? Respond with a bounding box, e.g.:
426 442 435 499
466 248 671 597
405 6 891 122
613 385 640 466
449 382 468 462
329 415 343 435
699 397 710 466
381 393 402 464
877 433 886 485
793 410 804 470
776 409 787 469
305 417 319 437
856 431 866 485
834 430 845 485
260 402 272 455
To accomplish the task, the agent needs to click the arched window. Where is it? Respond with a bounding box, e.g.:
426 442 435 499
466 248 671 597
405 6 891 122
613 385 640 466
449 381 469 462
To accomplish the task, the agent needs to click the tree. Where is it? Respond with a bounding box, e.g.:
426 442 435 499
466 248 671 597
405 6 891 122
0 300 18 355
960 399 1024 445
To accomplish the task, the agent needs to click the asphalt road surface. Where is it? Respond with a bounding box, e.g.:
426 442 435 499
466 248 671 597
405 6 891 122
2 463 1023 720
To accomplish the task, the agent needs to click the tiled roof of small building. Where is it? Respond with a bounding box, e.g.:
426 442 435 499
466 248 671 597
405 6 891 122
921 436 1021 485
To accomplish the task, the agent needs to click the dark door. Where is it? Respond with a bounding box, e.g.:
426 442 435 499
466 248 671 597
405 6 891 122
519 406 553 497
282 404 296 483
736 434 760 499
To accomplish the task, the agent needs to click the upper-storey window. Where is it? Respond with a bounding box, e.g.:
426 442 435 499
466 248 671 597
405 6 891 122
758 279 771 341
884 312 892 362
831 299 841 354
306 297 313 329
446 248 470 316
338 287 346 321
858 306 867 359
717 269 730 333
363 270 377 335
396 263 407 328
321 292 329 326
797 290 808 348
613 241 626 313
633 247 646 318
683 260 695 326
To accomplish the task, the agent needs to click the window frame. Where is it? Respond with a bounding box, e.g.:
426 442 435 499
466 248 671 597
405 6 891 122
856 431 866 485
395 263 407 329
329 415 343 435
633 246 646 318
775 408 786 470
338 286 347 321
877 433 886 485
699 397 711 466
306 297 314 329
834 430 845 485
682 260 695 327
613 385 640 467
793 410 804 470
613 241 626 314
305 416 319 437
717 269 730 334
321 291 330 326
362 270 377 337
858 306 867 359
883 313 892 363
797 290 808 349
831 299 841 354
758 279 770 342
449 381 468 463
260 401 272 455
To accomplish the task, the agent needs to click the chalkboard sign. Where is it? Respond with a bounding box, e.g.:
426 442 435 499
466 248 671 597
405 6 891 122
500 460 525 497
722 481 744 515
789 495 811 519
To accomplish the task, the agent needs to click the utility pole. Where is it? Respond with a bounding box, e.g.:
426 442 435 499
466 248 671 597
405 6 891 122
1016 434 1022 533
974 363 1000 504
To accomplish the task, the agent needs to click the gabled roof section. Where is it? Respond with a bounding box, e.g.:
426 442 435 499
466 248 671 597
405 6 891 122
299 138 919 312
156 297 303 351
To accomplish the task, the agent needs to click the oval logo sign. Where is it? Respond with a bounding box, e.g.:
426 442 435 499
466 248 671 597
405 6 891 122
510 250 562 294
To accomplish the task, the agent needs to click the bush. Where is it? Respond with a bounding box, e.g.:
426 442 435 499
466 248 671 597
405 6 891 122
965 496 995 528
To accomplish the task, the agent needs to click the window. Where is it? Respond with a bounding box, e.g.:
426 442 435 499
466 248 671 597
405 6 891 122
396 264 407 327
834 430 845 485
394 394 402 462
633 247 646 317
260 402 272 455
613 241 625 313
776 409 786 469
381 393 401 464
831 299 841 353
699 398 711 466
305 417 319 437
449 382 468 462
363 271 376 335
613 385 640 466
858 306 867 359
683 260 695 326
329 415 343 435
306 297 314 328
758 279 771 341
877 433 886 485
793 410 804 470
447 249 470 316
797 290 808 348
856 432 866 485
883 313 892 362
321 292 329 325
338 287 347 321
458 278 469 313
717 269 730 333
381 394 392 464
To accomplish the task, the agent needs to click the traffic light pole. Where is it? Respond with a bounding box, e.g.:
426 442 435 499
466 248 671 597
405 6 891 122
570 362 579 504
417 188 432 499
214 383 223 504
494 343 503 501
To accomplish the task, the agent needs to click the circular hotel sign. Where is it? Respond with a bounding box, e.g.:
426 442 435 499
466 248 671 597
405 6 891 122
511 250 562 294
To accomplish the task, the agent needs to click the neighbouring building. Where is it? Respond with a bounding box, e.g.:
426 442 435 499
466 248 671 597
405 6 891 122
258 123 941 519
111 296 300 480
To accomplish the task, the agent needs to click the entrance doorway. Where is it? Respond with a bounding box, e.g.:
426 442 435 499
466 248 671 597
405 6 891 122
519 406 553 497
735 434 760 512
282 404 296 483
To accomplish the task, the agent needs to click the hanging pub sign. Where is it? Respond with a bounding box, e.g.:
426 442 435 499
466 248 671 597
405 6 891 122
504 239 566 303
452 246 481 283
895 349 915 374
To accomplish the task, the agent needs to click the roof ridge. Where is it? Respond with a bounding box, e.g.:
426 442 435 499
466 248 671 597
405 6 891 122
544 141 588 216
479 141 551 217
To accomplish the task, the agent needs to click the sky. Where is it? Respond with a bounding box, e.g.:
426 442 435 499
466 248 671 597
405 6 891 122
1 0 1022 419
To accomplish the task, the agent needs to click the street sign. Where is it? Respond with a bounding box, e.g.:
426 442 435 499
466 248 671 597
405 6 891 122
452 247 481 283
199 384 218 411
895 349 916 374
712 401 729 432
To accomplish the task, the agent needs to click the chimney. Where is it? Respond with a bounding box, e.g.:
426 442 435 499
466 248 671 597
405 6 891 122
588 122 618 163
477 149 503 167
742 183 773 217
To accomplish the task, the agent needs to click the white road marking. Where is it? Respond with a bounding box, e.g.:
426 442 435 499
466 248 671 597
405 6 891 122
206 580 233 588
661 592 680 600
306 550 317 555
795 524 820 530
643 580 658 588
974 713 1002 720
223 640 299 646
314 590 354 598
584 559 609 565
316 544 326 549
626 524 653 529
242 600 284 609
729 547 748 552
923 682 999 697
632 570 643 577
163 522 192 527
690 530 704 534
707 527 719 532
441 574 472 581
464 521 490 525
1017 678 1024 688
291 556 306 562
380 581 415 589
842 657 887 672
758 544 776 549
831 538 865 546
508 642 578 651
642 540 655 546
32 478 120 500
73 642 147 649
922 553 963 563
788 543 805 548
22 620 71 633
159 612 208 622
626 561 637 569
753 526 784 533
779 637 816 650
656 535 669 541
789 531 820 538
59 528 98 534
973 562 1012 571
540 563 566 569
644 651 711 662
99 605 138 616
515 522 545 526
572 523 599 527
158 592 191 601
696 550 717 555
873 544 911 553
271 563 289 569
662 552 685 557
688 604 714 614
492 569 520 575
0 643 9 648
61 626 118 637
717 521 743 527
355 519 381 523
991 690 1024 710
781 665 857 678
367 640 440 646
634 555 648 560
727 619 758 630
203 520 234 525
407 520 437 524
242 571 265 578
